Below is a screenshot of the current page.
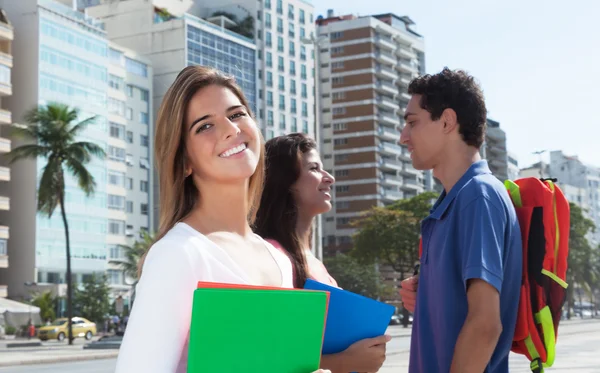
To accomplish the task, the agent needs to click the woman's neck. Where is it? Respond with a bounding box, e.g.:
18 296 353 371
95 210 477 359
295 211 314 253
186 181 252 236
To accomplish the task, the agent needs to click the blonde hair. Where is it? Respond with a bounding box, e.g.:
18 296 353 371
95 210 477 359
139 66 265 276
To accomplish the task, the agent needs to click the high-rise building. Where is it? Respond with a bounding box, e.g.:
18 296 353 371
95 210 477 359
192 0 317 141
315 11 427 256
507 151 519 180
0 8 12 298
0 0 152 303
105 42 153 300
86 0 257 231
480 118 509 181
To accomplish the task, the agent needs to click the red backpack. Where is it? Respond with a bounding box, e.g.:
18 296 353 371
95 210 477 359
504 177 570 373
414 177 570 373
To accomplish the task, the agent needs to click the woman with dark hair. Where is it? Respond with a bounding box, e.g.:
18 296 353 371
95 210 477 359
254 133 391 373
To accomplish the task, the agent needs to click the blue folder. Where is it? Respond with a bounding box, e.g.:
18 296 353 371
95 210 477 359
303 279 396 355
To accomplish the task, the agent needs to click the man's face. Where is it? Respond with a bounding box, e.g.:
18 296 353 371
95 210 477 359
400 94 447 170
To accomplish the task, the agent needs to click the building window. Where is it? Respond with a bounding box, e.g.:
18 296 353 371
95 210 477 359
279 113 286 129
301 83 307 98
291 98 297 113
278 57 284 72
332 77 344 85
267 91 274 106
302 102 308 117
302 120 309 133
290 79 297 94
140 180 149 192
335 170 349 177
125 57 148 77
334 154 348 162
291 117 298 132
301 65 307 80
289 41 295 57
266 51 272 66
108 219 125 235
290 61 296 75
334 123 347 131
334 138 348 145
141 203 148 215
108 171 125 187
126 201 133 213
300 46 306 61
266 32 272 47
126 107 133 120
126 131 134 144
140 112 149 125
288 4 294 19
108 194 125 210
277 36 284 52
289 23 295 38
332 92 346 100
126 84 134 97
140 158 150 169
277 18 283 33
333 107 346 115
140 135 149 147
279 94 285 110
108 98 125 116
299 9 305 24
126 178 133 190
336 185 349 193
331 32 344 40
140 88 149 102
332 47 344 54
336 201 350 210
267 110 274 126
109 122 125 140
266 71 273 86
108 146 126 162
108 74 124 91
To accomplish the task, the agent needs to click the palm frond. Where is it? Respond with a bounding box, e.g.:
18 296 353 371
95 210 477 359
68 115 98 137
67 141 106 161
64 157 95 196
5 144 52 164
37 158 62 217
8 123 44 141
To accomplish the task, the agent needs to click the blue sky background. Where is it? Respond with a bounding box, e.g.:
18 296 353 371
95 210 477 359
314 0 599 169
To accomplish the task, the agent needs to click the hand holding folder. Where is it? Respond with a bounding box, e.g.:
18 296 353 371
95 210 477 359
187 282 330 373
303 279 395 355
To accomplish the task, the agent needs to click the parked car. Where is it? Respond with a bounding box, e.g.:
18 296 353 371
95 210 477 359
38 317 97 342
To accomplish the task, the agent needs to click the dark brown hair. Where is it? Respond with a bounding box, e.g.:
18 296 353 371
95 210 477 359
408 67 487 148
254 133 317 288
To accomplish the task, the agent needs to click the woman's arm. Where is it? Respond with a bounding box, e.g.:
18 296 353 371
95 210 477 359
114 240 197 373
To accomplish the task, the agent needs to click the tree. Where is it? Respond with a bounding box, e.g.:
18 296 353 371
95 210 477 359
210 11 255 39
6 103 105 344
323 253 391 300
30 291 56 323
73 273 111 325
351 192 437 278
566 202 598 318
112 231 155 308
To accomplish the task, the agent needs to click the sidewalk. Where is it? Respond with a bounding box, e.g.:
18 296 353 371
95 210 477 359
0 337 118 367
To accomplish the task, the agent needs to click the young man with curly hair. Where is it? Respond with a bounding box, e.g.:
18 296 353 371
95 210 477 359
398 68 522 373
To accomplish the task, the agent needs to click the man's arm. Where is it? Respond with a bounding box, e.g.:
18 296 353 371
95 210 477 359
450 195 507 373
450 279 502 373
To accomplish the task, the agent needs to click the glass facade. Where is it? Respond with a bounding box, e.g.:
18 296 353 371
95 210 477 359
186 24 257 113
36 10 109 277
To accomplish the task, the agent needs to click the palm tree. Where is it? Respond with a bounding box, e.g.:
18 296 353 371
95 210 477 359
6 103 105 344
113 231 154 309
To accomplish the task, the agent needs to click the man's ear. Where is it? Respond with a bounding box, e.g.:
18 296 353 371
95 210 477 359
440 108 458 134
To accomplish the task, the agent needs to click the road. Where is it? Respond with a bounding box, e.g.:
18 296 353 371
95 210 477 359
1 320 597 372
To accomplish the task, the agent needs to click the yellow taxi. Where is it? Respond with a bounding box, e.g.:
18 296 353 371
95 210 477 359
37 317 97 341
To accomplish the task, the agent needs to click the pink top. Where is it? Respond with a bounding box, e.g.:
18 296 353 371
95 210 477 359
265 239 339 288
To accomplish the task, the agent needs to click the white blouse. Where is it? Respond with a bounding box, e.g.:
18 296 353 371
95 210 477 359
114 222 294 373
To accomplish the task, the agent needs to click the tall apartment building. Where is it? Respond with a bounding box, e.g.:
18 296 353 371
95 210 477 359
86 0 257 231
315 12 426 256
105 42 153 301
480 118 509 181
192 0 317 140
0 8 12 298
0 0 152 304
507 151 519 180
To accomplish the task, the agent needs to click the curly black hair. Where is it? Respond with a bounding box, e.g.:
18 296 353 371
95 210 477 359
408 67 487 148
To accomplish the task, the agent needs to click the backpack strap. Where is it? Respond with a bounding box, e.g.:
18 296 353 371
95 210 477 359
265 239 297 287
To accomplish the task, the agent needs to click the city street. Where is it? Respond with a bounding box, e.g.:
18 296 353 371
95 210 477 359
0 320 598 372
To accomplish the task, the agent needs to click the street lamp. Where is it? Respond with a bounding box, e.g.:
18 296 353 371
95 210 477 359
302 34 328 261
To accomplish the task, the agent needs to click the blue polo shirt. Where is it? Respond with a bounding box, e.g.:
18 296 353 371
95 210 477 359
409 160 522 373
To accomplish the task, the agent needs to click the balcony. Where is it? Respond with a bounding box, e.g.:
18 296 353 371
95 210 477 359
401 163 421 177
0 81 11 96
396 61 418 75
376 96 399 111
378 112 399 127
399 92 411 103
381 188 403 202
399 145 412 161
0 137 9 152
380 173 403 186
0 18 13 42
375 65 396 81
401 178 423 192
0 166 9 181
375 50 396 66
375 81 397 96
374 36 396 51
379 141 403 156
396 76 411 87
0 225 8 239
0 238 6 268
0 196 9 211
396 47 417 60
379 158 403 172
377 126 399 141
0 52 12 68
0 108 10 124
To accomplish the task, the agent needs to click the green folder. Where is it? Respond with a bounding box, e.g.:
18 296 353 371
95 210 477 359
187 285 329 373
